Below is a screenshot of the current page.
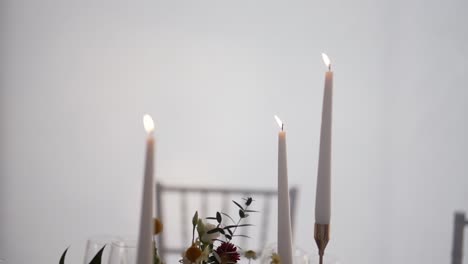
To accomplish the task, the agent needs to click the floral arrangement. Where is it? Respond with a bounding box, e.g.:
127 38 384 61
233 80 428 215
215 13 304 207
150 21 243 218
58 198 259 264
178 197 258 264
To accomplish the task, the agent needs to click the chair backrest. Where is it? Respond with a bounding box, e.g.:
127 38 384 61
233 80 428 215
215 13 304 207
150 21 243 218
155 182 299 261
452 211 467 264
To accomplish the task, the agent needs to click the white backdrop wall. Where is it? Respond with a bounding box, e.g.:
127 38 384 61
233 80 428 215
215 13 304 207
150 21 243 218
384 0 468 263
0 1 466 264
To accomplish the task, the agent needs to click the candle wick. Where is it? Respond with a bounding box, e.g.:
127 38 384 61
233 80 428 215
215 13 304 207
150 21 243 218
281 124 284 131
328 64 331 71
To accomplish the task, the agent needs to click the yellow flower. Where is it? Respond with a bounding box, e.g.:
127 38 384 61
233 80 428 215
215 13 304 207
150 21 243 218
154 218 163 235
244 250 257 260
271 253 281 264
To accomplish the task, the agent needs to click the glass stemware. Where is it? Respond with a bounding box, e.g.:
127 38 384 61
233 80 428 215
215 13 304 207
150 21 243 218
84 234 119 264
107 238 137 264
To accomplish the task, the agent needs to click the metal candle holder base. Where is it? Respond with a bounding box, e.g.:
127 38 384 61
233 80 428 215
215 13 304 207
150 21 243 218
314 223 330 264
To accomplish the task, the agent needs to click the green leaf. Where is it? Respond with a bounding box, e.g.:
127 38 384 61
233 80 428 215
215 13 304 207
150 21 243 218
244 210 259 213
245 197 253 206
233 234 251 238
192 211 199 226
224 234 232 240
207 228 225 235
226 228 233 236
154 246 161 264
239 210 245 218
223 224 253 229
216 212 222 223
232 200 244 210
88 245 106 264
207 228 218 234
59 247 69 264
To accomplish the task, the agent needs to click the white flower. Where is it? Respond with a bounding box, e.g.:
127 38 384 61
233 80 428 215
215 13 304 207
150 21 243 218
201 222 220 243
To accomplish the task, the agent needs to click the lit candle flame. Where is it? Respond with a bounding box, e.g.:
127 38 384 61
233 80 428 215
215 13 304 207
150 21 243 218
321 53 331 70
274 115 283 130
143 114 155 133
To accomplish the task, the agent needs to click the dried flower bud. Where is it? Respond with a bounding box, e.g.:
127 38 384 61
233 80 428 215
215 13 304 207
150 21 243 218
192 211 199 226
154 218 163 235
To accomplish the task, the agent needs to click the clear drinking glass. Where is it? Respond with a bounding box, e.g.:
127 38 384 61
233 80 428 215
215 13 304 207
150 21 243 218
107 238 137 264
84 235 118 264
259 243 311 264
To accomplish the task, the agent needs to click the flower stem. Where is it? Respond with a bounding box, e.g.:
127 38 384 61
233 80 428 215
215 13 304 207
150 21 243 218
228 203 250 243
192 226 195 244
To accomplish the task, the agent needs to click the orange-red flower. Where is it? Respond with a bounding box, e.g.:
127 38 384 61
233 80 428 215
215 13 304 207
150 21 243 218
154 218 163 235
185 245 202 262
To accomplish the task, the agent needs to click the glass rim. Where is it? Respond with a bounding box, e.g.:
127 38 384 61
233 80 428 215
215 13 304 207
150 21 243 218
111 239 137 248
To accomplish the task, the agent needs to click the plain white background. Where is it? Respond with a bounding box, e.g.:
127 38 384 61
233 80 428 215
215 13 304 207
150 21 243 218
1 0 467 264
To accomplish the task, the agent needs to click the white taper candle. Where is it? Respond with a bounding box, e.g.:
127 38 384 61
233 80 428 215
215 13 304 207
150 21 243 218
276 115 294 264
315 53 333 225
137 114 155 264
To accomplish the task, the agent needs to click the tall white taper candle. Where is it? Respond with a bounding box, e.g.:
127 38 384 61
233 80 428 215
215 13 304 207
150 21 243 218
275 115 294 264
315 53 333 225
137 114 155 264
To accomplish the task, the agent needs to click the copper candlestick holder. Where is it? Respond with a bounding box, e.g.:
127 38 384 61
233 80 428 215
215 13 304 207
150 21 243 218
314 223 330 264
